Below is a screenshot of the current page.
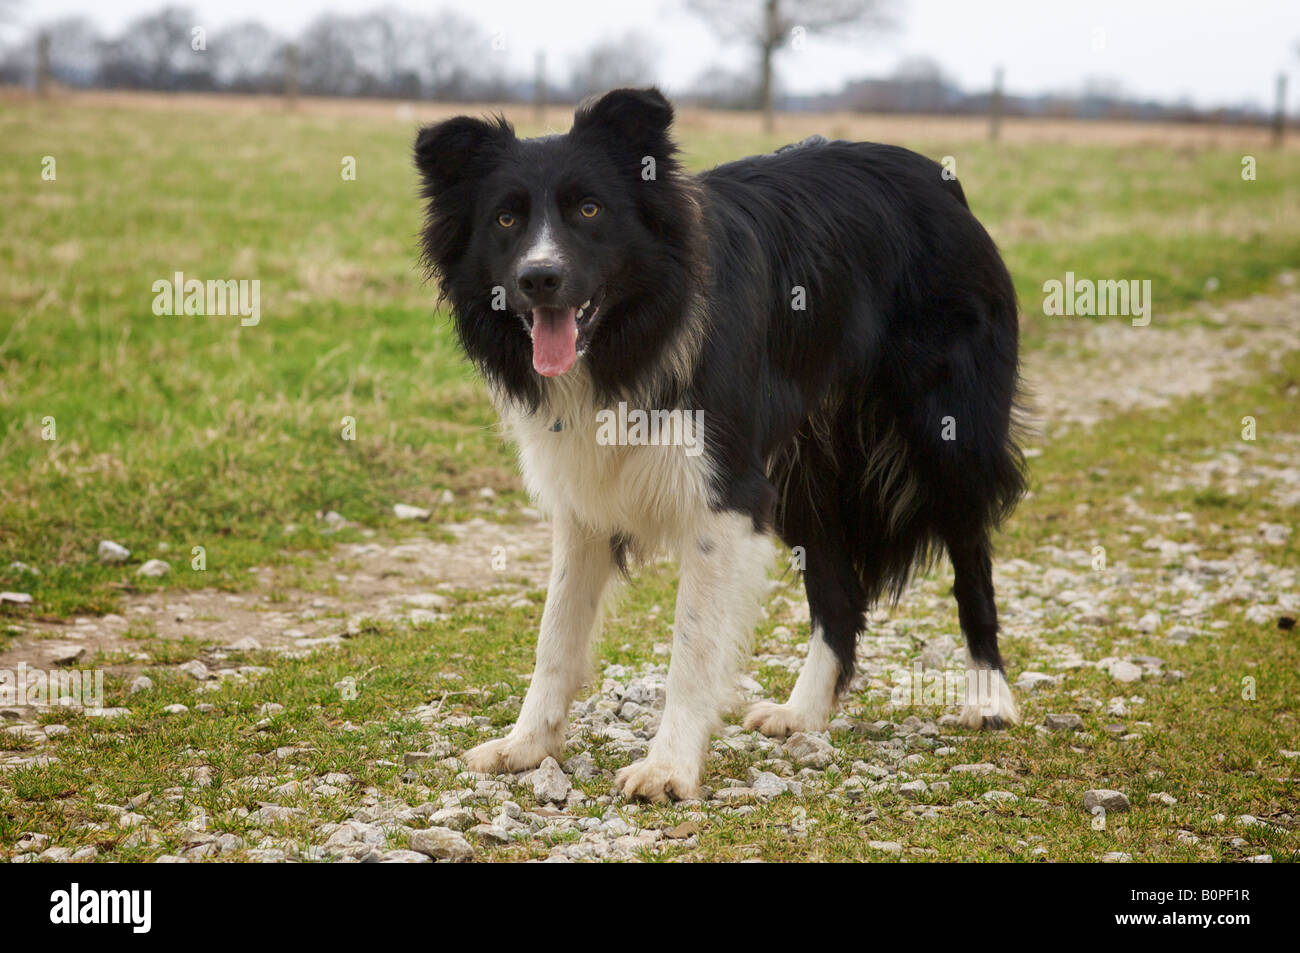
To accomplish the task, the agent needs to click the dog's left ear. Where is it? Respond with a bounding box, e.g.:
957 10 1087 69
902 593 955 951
572 87 675 158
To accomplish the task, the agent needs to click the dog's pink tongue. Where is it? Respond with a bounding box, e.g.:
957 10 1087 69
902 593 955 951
531 307 579 377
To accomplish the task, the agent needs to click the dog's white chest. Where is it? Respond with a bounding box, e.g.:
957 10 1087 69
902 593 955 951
503 398 714 544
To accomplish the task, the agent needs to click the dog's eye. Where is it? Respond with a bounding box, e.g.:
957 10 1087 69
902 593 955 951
579 201 600 219
496 212 516 228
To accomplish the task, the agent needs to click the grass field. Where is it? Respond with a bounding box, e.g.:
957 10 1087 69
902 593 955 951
1 94 1297 863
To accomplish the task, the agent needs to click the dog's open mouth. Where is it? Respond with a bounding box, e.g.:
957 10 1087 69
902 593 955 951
519 294 602 378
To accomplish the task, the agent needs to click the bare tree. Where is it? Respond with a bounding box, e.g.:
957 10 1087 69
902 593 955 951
685 0 895 131
351 7 420 96
412 10 490 100
99 6 202 89
569 32 658 99
212 21 284 92
298 13 360 96
38 16 102 86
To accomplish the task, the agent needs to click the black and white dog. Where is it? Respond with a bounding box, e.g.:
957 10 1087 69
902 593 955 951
415 88 1025 801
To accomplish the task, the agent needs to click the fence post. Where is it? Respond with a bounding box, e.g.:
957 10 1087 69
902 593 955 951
284 43 299 110
36 31 51 98
534 50 546 124
1273 73 1287 147
989 66 1004 143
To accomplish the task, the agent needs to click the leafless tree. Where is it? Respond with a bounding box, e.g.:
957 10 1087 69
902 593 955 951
99 6 203 89
212 21 284 92
685 0 896 130
298 13 361 96
350 7 419 96
413 10 490 100
39 16 101 85
569 32 658 99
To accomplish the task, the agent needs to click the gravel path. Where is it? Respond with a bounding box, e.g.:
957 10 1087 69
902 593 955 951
1022 291 1299 436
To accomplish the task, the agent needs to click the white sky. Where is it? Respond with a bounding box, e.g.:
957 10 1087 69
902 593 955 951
8 0 1300 110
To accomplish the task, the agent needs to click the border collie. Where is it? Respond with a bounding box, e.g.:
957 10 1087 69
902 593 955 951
415 88 1025 801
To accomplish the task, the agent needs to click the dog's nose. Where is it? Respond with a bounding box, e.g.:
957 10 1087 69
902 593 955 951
517 261 564 301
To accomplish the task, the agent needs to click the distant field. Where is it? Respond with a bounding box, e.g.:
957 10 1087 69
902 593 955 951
10 87 1297 148
1 92 1298 613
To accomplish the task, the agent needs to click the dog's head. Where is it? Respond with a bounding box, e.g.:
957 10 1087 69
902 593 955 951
415 88 701 402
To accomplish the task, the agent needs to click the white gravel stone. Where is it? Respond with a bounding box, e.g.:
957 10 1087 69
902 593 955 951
1134 612 1161 633
393 503 431 521
409 826 474 861
1015 671 1056 692
85 707 130 719
898 780 928 801
1108 660 1143 683
178 660 211 681
748 770 790 798
381 849 432 863
1044 713 1084 731
531 757 571 804
98 540 130 563
1083 789 1131 812
136 559 171 578
247 806 305 824
469 823 512 844
784 732 834 768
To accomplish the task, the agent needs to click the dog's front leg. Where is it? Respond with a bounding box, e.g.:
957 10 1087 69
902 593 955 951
616 510 774 801
464 513 613 774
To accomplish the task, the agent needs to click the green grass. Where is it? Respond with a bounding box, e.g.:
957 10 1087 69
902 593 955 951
3 101 1299 614
1 351 1296 861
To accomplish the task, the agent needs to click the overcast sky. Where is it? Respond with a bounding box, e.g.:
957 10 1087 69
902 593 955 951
8 0 1299 110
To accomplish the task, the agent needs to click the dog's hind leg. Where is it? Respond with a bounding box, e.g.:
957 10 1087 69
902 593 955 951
744 538 865 738
617 509 775 801
463 513 614 773
948 536 1019 728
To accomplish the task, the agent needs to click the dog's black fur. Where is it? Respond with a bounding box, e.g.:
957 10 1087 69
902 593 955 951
416 88 1024 705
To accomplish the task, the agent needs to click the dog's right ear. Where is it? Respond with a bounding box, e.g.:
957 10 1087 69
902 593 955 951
413 116 512 194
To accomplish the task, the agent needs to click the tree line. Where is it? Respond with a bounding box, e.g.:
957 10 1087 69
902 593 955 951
0 4 659 102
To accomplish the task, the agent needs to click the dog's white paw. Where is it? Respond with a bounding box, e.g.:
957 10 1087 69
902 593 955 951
463 733 557 774
957 669 1020 730
742 700 827 738
615 758 701 802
